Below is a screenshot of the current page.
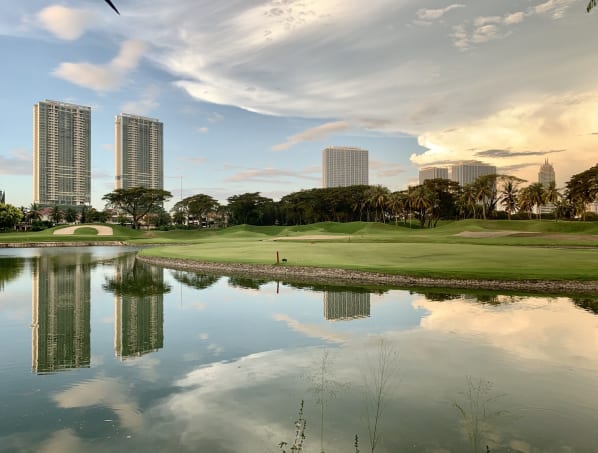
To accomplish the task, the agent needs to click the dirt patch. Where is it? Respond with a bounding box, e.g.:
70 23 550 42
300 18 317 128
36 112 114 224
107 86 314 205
53 225 113 236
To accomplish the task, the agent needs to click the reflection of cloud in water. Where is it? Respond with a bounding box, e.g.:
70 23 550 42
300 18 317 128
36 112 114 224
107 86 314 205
414 296 598 367
122 355 162 382
38 429 89 453
273 313 351 344
52 378 142 431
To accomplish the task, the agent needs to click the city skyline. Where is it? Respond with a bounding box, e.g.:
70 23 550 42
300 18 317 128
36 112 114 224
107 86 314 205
1 1 597 209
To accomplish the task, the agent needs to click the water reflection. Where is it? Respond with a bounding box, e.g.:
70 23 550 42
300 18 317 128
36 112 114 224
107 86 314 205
105 255 169 359
323 291 370 321
31 253 92 373
0 256 25 291
171 270 218 290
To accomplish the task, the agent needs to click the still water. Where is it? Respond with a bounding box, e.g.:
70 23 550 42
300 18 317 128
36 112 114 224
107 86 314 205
0 247 596 453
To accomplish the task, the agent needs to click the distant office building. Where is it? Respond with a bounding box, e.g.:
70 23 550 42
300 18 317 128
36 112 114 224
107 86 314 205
31 254 91 373
419 167 449 184
323 292 370 321
538 159 556 214
538 159 556 187
450 161 496 186
322 146 369 188
33 100 91 206
115 113 163 190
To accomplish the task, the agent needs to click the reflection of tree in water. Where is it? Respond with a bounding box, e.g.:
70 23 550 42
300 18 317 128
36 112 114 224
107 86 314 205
0 256 25 291
171 270 219 290
104 254 170 359
453 377 510 453
571 297 598 314
104 255 171 297
227 275 270 290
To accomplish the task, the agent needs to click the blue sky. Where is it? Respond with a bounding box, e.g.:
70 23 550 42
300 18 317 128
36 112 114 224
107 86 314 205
0 0 597 210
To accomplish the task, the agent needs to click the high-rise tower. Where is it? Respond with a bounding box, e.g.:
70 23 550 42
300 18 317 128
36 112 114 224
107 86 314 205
33 100 91 206
538 159 556 187
322 146 369 188
115 113 163 190
450 161 496 186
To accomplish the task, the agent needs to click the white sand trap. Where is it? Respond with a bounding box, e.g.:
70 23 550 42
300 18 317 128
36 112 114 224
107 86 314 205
454 230 532 238
273 234 350 241
53 225 114 236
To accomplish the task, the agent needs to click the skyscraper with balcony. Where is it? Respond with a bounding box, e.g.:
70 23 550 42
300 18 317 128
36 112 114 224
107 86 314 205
115 113 163 190
322 146 369 188
450 160 497 186
33 100 91 207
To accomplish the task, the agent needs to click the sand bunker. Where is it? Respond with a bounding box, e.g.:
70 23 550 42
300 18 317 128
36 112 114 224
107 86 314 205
454 230 533 238
273 234 350 241
53 225 114 236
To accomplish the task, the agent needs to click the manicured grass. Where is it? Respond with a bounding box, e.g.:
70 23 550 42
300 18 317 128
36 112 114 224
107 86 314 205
73 227 99 235
140 228 598 280
3 220 598 280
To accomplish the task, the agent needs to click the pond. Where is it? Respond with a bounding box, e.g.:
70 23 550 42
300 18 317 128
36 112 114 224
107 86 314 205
0 247 596 452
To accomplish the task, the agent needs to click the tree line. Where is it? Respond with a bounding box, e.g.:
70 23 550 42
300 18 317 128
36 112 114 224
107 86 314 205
1 163 597 231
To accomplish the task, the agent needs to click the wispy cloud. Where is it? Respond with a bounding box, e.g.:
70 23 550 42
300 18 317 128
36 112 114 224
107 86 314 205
416 4 466 21
224 167 319 183
121 85 160 115
37 5 97 40
272 121 350 151
475 149 566 158
0 148 31 175
53 40 146 92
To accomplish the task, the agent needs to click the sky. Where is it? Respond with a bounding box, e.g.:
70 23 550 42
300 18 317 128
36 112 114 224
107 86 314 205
0 0 597 210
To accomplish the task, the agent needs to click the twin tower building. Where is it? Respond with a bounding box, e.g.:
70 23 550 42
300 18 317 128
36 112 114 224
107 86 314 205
33 99 163 207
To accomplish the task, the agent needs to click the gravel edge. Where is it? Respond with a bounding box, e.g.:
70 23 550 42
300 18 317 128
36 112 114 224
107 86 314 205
136 255 598 295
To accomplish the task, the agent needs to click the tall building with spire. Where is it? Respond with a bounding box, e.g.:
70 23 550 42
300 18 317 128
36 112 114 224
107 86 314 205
33 100 91 207
115 113 164 190
538 159 556 187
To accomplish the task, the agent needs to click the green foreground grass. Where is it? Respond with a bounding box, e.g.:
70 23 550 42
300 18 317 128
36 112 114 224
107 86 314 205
3 220 598 281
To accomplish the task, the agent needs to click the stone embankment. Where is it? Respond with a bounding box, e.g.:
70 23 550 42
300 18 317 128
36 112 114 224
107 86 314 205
0 241 128 248
137 255 598 295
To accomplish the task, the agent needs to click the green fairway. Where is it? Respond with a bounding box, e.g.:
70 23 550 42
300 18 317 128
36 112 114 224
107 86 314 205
3 220 598 281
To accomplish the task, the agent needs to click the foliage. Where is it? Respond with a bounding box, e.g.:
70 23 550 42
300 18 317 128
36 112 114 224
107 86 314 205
0 203 23 230
102 187 172 229
171 193 219 226
227 192 276 226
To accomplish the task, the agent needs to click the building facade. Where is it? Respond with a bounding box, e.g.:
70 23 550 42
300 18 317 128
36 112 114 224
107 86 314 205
450 161 497 186
322 146 369 188
538 159 556 187
115 113 163 190
419 166 449 184
33 100 91 207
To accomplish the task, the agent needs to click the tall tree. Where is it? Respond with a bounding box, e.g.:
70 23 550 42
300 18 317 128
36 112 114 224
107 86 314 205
473 174 497 220
0 203 24 230
527 182 547 220
365 185 390 223
172 193 219 226
498 176 524 220
102 187 172 229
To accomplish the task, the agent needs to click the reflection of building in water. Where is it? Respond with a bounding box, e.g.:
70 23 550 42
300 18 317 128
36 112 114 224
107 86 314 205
113 256 164 359
31 254 91 373
323 291 370 321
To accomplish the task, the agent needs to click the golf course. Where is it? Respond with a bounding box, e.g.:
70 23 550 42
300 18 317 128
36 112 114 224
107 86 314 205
3 219 597 290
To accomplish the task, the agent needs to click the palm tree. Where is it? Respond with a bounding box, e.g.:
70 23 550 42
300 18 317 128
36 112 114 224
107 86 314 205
50 205 64 224
543 181 560 219
387 191 408 225
473 176 495 220
518 186 533 220
527 183 546 220
365 185 390 223
499 179 519 220
460 184 478 219
409 186 433 227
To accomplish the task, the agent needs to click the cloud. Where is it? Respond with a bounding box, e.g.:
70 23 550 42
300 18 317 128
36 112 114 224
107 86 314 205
207 112 224 123
370 160 405 178
121 86 160 115
411 91 598 185
224 167 319 183
475 149 566 158
53 40 146 92
177 156 207 165
196 127 209 133
534 0 576 19
416 4 466 21
0 148 32 175
272 121 350 151
37 5 97 40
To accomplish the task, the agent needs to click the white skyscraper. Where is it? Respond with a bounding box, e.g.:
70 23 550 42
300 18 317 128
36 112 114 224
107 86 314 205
115 113 163 190
322 146 369 188
450 161 497 186
538 159 556 187
33 100 91 206
419 167 449 184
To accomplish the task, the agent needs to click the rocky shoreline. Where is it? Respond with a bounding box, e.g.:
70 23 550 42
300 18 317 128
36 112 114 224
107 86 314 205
136 255 598 295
